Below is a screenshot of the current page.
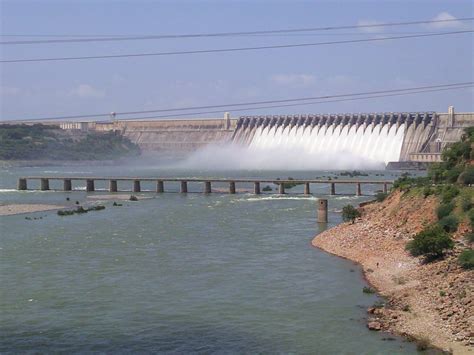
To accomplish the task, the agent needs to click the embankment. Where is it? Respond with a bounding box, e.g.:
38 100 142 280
312 191 473 354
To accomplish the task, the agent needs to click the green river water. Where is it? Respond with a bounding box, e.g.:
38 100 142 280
0 164 422 353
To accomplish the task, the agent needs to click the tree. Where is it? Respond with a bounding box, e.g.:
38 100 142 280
342 204 361 224
406 225 454 260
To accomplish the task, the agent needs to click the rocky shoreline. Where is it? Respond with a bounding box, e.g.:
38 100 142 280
312 191 473 354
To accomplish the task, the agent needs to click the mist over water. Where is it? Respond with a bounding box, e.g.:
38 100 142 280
176 144 385 170
175 122 405 170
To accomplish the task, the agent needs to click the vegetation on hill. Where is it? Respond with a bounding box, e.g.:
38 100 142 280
392 127 474 266
342 204 361 224
0 124 140 160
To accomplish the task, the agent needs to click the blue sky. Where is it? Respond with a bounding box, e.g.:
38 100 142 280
1 0 473 121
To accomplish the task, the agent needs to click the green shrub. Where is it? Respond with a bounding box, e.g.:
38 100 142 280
465 232 474 243
428 163 447 184
57 209 74 216
262 185 273 192
362 286 375 294
458 249 474 269
436 202 455 220
372 300 385 309
460 194 473 212
438 215 459 233
392 175 430 191
445 165 464 183
342 204 361 224
406 224 454 259
457 166 474 186
375 192 388 202
439 185 459 204
75 206 88 214
129 195 138 201
422 186 434 198
468 209 474 229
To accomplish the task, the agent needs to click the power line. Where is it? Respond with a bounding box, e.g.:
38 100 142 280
118 85 474 121
0 31 460 39
1 17 472 45
8 82 473 121
1 30 472 63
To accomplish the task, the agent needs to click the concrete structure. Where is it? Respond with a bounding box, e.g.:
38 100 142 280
133 180 141 192
18 176 393 196
180 181 188 193
304 183 311 195
233 107 474 163
109 180 118 192
13 106 472 164
59 122 90 131
114 114 237 152
64 179 72 191
229 181 236 194
17 178 27 190
254 182 261 195
317 199 328 223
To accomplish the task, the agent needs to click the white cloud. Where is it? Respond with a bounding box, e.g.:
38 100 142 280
69 84 105 98
270 74 316 87
425 12 465 29
357 20 384 33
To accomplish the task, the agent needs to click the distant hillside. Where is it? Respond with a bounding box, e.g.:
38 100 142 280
0 124 141 160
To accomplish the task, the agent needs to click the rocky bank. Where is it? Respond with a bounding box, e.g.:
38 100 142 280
312 191 473 354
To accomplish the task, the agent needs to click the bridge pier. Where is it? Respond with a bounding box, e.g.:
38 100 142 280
304 182 311 195
383 183 388 194
254 182 261 195
86 179 95 192
330 183 335 195
18 178 27 190
40 178 49 191
204 181 211 194
317 199 328 223
356 183 361 196
133 180 141 193
229 181 236 194
279 183 285 194
156 180 164 193
63 179 72 191
180 181 188 193
109 180 118 192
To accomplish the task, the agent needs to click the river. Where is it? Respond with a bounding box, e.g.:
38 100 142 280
0 164 420 353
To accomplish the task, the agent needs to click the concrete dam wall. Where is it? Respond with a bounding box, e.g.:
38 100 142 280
232 108 474 164
116 118 237 152
233 112 433 164
58 107 473 165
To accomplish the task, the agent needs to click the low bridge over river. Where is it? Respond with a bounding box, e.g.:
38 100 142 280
18 177 392 196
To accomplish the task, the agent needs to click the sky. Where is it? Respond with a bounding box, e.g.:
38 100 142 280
1 0 473 121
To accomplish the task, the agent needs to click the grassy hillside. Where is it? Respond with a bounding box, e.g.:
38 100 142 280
0 124 140 160
392 127 474 268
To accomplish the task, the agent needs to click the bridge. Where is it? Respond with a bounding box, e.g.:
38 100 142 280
17 177 392 196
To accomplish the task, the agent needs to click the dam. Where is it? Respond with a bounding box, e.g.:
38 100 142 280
49 106 474 166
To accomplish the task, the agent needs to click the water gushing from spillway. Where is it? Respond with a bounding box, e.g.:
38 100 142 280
247 123 406 165
174 113 434 170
